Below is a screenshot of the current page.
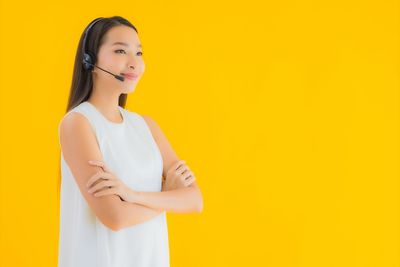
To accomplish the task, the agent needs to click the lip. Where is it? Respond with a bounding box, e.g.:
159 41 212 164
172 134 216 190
121 73 139 80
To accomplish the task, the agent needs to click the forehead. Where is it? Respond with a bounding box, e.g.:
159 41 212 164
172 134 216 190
103 25 140 47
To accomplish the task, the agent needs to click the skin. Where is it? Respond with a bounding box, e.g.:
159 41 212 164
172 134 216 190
59 25 203 231
88 25 145 122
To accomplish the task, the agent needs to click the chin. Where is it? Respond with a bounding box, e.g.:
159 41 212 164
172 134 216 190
122 86 136 94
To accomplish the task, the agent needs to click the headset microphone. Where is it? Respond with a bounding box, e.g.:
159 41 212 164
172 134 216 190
95 66 125 81
94 65 125 82
81 17 125 82
83 57 125 81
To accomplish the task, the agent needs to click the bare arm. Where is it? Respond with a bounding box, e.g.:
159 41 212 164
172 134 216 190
130 186 203 213
59 112 165 231
136 115 203 213
113 201 165 229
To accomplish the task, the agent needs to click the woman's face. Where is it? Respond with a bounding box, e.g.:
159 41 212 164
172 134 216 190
93 25 145 94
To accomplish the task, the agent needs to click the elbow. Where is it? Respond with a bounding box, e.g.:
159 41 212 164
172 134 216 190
101 216 123 232
196 202 203 213
190 183 203 213
110 214 128 232
94 196 131 232
98 212 125 232
108 223 121 232
194 192 204 213
108 218 127 232
97 217 121 232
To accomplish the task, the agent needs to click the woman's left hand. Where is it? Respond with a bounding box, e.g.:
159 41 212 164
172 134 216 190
87 160 137 203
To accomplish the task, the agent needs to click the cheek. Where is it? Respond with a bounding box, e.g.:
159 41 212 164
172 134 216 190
138 60 145 73
99 52 123 67
97 53 113 66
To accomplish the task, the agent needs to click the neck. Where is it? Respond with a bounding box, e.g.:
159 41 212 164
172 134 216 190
87 84 122 121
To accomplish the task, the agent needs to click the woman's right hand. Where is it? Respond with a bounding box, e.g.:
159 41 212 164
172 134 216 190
162 160 196 191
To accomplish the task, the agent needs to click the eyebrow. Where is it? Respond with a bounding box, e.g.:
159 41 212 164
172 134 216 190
112 42 142 48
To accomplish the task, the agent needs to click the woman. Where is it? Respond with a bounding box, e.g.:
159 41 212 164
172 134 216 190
58 16 203 267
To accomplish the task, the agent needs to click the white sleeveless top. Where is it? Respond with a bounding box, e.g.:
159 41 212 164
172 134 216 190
58 101 169 267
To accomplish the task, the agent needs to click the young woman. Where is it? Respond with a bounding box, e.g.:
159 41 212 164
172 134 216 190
58 16 203 267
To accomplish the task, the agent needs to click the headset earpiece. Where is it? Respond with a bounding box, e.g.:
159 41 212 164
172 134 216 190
83 50 96 71
80 17 125 82
82 17 104 71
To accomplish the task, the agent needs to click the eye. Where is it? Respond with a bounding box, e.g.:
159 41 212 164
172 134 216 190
115 49 126 54
137 51 143 56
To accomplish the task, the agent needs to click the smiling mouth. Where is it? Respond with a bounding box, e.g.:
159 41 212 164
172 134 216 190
121 73 139 80
125 76 137 81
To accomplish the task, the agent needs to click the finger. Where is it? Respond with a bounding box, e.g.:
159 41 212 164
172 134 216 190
185 176 195 186
86 171 104 188
88 160 105 169
88 160 108 173
93 187 118 197
86 171 114 188
169 160 186 173
88 160 114 174
101 163 114 174
184 176 195 186
88 160 103 166
181 171 192 180
176 164 188 174
88 180 116 194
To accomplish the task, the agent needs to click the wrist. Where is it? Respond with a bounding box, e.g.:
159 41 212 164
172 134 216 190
127 188 140 203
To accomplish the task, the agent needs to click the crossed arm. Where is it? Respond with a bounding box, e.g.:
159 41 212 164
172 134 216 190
89 163 202 231
128 181 203 213
106 178 202 231
132 115 203 213
59 111 203 231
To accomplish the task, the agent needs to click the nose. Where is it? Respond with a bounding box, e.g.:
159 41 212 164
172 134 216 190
128 55 138 70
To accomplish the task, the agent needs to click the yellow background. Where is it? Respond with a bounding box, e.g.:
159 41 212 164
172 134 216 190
0 0 399 266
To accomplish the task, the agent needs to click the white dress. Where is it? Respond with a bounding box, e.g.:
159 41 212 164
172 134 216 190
57 101 169 267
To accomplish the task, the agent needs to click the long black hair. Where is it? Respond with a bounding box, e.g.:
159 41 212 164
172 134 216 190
66 16 138 112
57 16 138 199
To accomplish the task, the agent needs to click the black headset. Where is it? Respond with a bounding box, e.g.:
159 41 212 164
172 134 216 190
81 18 125 81
82 17 104 71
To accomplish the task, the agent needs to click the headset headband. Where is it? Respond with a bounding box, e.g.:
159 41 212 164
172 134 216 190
82 17 104 56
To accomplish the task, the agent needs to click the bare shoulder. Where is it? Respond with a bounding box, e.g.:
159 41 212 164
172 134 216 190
59 111 123 231
58 111 99 152
141 114 160 133
141 114 169 144
59 111 91 135
141 114 177 176
141 114 168 148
